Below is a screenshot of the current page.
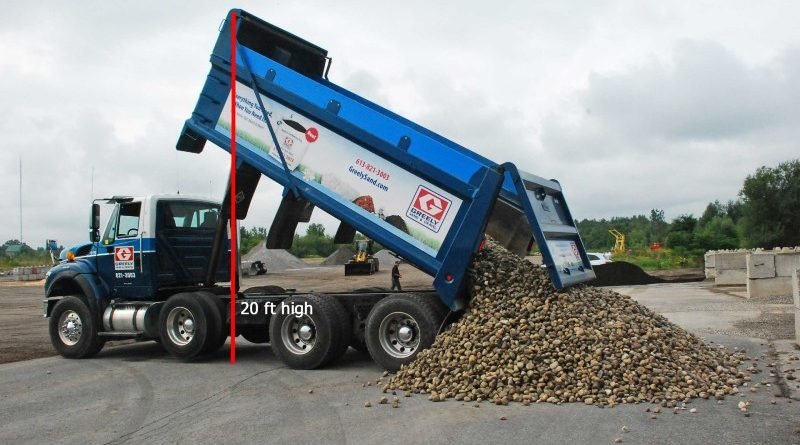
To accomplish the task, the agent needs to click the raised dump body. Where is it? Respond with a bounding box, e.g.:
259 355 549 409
178 9 595 310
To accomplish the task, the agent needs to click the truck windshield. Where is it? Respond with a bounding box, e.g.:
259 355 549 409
163 201 220 229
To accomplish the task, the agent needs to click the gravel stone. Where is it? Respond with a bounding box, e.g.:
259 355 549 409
386 240 745 406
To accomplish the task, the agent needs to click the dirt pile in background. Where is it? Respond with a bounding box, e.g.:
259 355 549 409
387 241 746 406
590 261 665 286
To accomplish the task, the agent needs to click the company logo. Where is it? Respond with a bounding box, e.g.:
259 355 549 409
406 186 452 233
114 246 135 271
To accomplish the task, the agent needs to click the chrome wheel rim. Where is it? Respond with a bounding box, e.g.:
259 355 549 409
281 314 316 355
378 311 419 358
166 306 195 346
58 310 83 346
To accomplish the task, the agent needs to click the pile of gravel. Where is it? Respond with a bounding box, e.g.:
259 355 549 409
373 249 401 266
242 243 308 271
321 246 356 266
387 240 746 406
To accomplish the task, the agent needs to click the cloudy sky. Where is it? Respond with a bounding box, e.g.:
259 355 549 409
1 1 798 248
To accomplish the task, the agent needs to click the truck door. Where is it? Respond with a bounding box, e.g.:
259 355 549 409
154 200 227 287
97 201 151 298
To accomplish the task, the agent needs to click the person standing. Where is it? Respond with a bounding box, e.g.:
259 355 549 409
391 260 402 291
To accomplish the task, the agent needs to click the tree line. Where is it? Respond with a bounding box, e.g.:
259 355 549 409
240 223 337 258
577 159 800 256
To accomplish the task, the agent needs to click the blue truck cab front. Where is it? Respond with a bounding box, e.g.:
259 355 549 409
44 195 226 317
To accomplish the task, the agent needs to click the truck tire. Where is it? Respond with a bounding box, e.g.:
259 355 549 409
269 294 346 369
326 298 352 365
49 296 105 358
159 293 214 360
365 294 443 372
196 291 226 354
350 287 387 352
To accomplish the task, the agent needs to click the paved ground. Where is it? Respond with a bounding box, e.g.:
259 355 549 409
1 275 799 444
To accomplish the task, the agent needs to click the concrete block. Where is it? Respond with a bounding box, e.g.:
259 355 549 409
705 267 716 279
704 252 716 268
793 268 800 310
716 252 747 270
747 253 776 279
775 253 800 277
715 269 747 286
796 307 800 347
747 276 792 298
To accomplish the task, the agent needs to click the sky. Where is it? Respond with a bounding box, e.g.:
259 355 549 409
1 1 798 248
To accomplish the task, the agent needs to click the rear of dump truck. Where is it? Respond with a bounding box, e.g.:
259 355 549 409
178 9 595 311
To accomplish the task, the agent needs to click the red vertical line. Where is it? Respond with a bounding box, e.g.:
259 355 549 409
229 11 238 365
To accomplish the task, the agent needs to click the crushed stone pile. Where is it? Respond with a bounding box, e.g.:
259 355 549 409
242 243 307 271
387 240 747 407
321 246 356 265
373 249 400 266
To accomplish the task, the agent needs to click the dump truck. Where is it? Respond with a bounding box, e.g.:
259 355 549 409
345 240 379 275
43 9 595 371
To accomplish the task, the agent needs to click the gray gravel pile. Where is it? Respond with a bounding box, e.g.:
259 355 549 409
321 246 355 265
242 244 308 271
387 240 747 406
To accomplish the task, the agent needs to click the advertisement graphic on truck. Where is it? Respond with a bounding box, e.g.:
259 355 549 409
217 81 463 253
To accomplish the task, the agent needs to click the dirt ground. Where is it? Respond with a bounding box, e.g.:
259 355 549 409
0 265 433 364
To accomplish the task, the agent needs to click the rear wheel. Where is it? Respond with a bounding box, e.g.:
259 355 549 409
269 294 348 369
365 294 444 371
159 293 213 360
196 292 225 354
49 296 105 358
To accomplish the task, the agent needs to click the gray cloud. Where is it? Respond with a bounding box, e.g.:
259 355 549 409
540 41 800 219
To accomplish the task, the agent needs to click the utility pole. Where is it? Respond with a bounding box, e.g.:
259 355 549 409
19 156 22 242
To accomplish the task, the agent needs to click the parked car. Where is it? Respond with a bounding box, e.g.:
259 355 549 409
587 252 612 266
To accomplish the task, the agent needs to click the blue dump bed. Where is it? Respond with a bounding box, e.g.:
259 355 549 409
178 9 595 309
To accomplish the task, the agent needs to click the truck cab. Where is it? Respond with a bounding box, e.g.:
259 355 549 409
44 195 229 358
92 195 226 297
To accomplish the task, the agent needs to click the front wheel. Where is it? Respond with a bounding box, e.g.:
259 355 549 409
365 294 444 371
48 296 105 358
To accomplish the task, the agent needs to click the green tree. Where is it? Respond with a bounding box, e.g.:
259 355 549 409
698 201 724 226
738 159 800 248
665 215 697 250
649 209 667 243
239 226 268 255
695 216 739 250
306 223 326 237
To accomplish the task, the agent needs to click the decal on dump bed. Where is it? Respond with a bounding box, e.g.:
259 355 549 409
406 186 451 233
114 246 135 271
216 81 464 254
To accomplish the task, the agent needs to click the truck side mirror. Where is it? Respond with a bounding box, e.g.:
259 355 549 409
90 203 101 242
